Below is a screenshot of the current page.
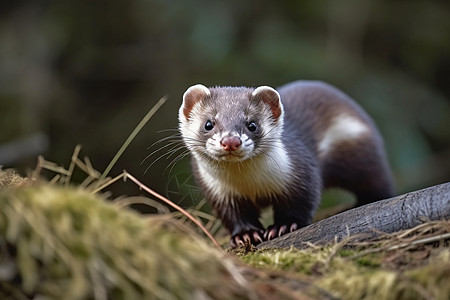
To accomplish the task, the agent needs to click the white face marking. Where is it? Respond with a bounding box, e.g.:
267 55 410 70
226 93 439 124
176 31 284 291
203 131 254 162
318 114 369 155
178 98 208 154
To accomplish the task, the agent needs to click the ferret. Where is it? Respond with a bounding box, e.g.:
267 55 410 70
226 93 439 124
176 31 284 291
178 80 394 247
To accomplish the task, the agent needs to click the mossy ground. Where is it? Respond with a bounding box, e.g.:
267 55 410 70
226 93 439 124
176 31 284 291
1 169 449 300
239 223 450 300
0 170 257 299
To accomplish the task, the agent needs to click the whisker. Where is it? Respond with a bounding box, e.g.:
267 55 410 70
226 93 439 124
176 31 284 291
165 150 192 174
144 145 185 174
165 145 190 160
156 128 180 134
146 134 183 150
141 140 184 165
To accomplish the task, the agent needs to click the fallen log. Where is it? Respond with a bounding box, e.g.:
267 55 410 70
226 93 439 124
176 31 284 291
258 182 450 249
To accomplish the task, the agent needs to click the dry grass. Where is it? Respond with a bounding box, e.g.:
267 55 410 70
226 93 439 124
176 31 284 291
0 169 259 300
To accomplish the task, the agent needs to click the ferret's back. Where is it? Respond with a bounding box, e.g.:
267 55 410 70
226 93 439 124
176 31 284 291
278 80 379 154
278 80 394 203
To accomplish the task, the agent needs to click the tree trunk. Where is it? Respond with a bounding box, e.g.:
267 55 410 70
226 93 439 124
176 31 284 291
258 182 450 249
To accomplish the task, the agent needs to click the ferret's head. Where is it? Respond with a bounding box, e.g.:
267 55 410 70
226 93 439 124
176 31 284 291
179 84 284 163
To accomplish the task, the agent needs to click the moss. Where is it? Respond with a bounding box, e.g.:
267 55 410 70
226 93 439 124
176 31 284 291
338 248 355 257
405 250 450 300
241 247 330 275
320 269 400 300
354 254 381 268
0 182 255 299
319 253 450 300
241 241 450 300
2 170 449 299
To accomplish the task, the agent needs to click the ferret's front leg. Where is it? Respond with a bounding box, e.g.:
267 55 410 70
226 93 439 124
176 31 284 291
265 196 315 241
212 198 265 248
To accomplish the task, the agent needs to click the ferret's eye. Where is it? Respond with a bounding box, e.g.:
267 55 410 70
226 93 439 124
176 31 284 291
247 121 257 132
204 120 214 131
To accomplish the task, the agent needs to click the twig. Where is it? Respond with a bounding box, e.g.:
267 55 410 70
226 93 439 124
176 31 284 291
65 145 82 186
386 232 450 251
347 228 450 260
91 169 221 250
113 196 171 214
39 159 71 176
123 171 222 250
31 156 44 180
90 173 125 194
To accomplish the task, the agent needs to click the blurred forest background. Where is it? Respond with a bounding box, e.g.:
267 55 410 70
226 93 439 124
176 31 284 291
1 0 449 209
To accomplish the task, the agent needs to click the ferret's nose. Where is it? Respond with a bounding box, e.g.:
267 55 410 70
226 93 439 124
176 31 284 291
220 136 242 151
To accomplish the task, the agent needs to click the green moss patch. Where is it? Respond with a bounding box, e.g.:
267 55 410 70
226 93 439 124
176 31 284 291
0 179 255 299
240 230 450 300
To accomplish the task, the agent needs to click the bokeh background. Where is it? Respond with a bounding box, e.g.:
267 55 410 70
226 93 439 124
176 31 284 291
1 0 449 208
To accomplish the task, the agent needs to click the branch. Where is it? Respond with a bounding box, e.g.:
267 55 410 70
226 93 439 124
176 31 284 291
258 182 450 249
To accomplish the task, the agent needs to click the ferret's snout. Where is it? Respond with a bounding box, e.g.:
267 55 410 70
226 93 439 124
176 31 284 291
220 136 242 151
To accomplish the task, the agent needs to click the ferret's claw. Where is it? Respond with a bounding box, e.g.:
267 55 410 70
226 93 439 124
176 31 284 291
263 227 277 240
230 229 264 248
264 222 299 241
290 223 298 232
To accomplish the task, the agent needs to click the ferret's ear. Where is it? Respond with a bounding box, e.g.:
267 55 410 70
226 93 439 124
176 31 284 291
181 84 210 120
252 86 283 121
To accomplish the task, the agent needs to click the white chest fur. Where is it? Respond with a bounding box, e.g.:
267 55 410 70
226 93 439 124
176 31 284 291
195 139 293 203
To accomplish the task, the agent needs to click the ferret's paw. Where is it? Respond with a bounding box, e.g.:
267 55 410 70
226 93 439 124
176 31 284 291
264 223 298 241
230 229 265 248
